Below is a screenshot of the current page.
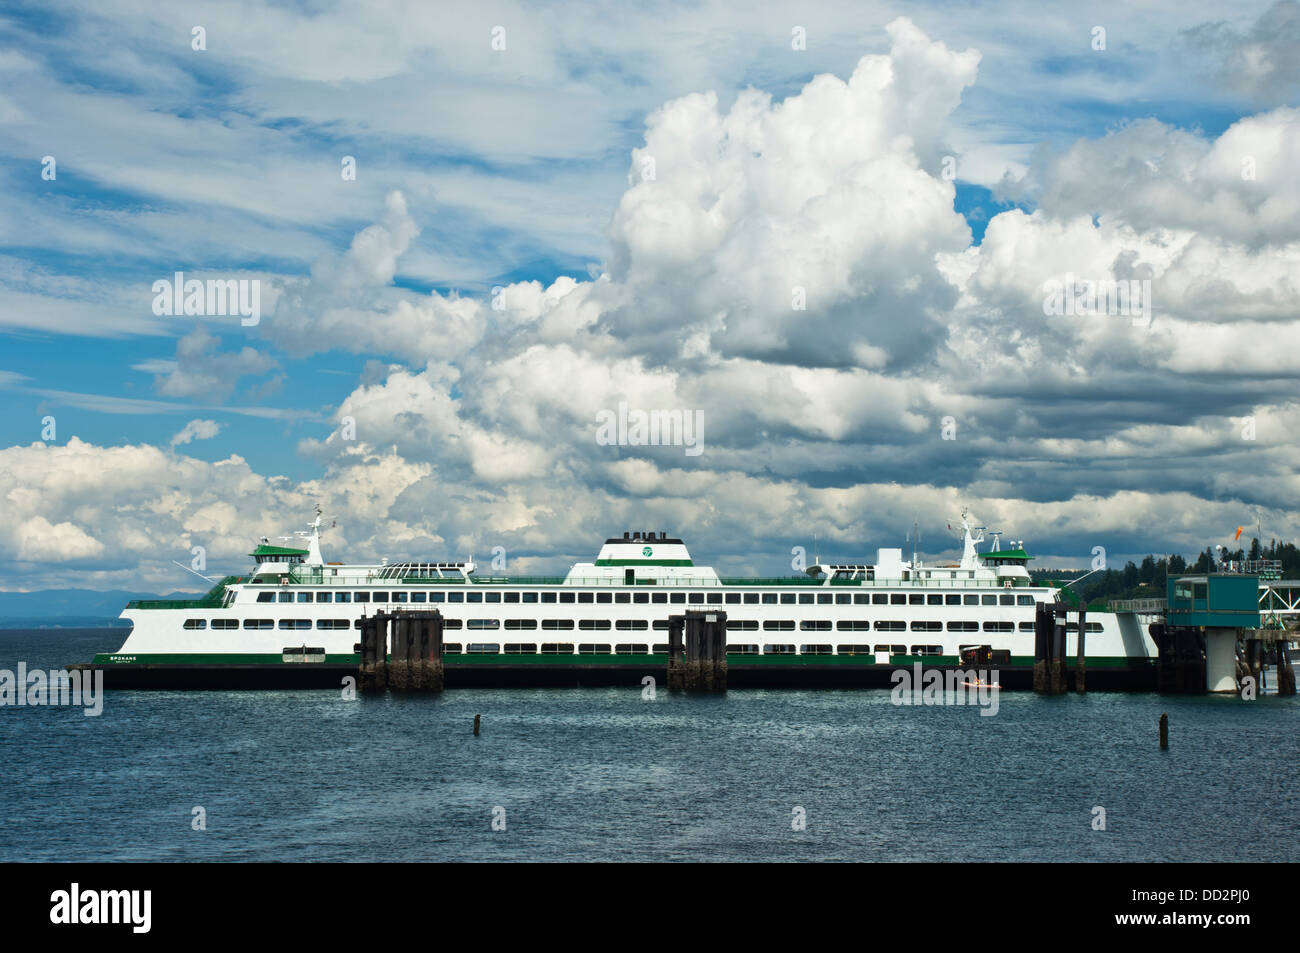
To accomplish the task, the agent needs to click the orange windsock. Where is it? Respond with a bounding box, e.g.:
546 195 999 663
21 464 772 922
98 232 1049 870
1234 526 1243 541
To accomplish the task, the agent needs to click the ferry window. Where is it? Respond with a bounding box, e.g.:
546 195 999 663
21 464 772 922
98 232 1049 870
442 643 463 654
257 592 274 603
802 645 834 655
614 593 631 604
982 595 997 606
522 592 538 603
1086 622 1102 632
578 592 594 603
948 621 979 632
541 593 557 603
946 594 961 605
837 644 872 655
617 620 649 630
183 619 207 630
317 592 333 603
783 594 798 605
503 644 537 654
577 644 612 654
391 592 408 603
652 620 670 630
707 592 723 603
983 621 1014 632
761 594 778 605
999 594 1015 606
447 592 463 603
838 621 870 631
725 593 741 604
817 594 833 605
411 592 426 603
485 592 501 603
800 620 832 631
798 594 813 605
911 645 943 656
890 594 906 605
911 621 942 632
762 620 795 631
505 620 537 630
1017 595 1035 606
615 644 649 655
211 619 239 630
504 592 520 603
442 619 463 629
652 644 671 653
726 644 760 655
854 594 869 605
354 620 363 629
908 594 924 605
744 593 759 605
873 594 888 605
297 592 313 603
963 595 979 605
317 620 350 630
335 592 351 604
729 620 759 631
579 620 611 630
1020 622 1035 631
243 619 273 629
278 593 293 603
596 593 612 604
836 594 851 605
763 644 796 655
465 643 499 653
541 643 574 654
927 594 943 606
559 592 576 604
464 592 480 603
279 620 311 630
354 592 370 602
429 592 444 603
467 619 499 630
669 592 685 604
542 620 574 630
876 620 905 632
651 593 668 604
688 593 704 604
372 592 389 602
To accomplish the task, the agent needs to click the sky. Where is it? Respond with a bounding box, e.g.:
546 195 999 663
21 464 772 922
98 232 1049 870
1 0 1299 592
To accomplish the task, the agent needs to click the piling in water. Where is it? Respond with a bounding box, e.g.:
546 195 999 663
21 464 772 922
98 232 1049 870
473 714 480 736
1159 712 1168 750
668 611 727 691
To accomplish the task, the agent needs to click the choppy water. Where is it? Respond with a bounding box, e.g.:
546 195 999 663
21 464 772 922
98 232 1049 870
1 628 1296 862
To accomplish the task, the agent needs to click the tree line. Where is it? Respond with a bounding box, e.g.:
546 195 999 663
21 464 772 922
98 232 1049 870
1028 537 1300 605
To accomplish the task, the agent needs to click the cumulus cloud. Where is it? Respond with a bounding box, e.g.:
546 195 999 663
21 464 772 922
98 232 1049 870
4 17 1300 591
170 419 222 447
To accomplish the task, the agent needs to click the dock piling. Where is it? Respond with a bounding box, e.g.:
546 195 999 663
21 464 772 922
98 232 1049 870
669 611 727 691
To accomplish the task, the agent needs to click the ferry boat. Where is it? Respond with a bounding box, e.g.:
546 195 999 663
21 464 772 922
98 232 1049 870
80 508 1159 687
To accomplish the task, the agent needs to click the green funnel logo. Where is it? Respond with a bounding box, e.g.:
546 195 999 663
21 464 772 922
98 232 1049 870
642 546 652 557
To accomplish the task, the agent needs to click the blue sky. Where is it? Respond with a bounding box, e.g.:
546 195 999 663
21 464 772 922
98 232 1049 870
1 1 1298 590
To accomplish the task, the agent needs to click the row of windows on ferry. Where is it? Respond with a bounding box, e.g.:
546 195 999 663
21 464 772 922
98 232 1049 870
186 617 1104 633
253 590 1043 607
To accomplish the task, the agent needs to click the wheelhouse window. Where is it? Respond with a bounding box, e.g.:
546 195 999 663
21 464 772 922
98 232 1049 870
183 619 206 630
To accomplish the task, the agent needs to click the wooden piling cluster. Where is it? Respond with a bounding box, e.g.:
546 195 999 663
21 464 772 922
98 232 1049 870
1033 602 1087 694
356 609 444 693
666 610 727 691
1237 627 1297 697
1149 623 1206 694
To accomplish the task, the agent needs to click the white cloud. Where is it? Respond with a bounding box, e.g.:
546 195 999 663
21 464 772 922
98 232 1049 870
170 419 222 447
